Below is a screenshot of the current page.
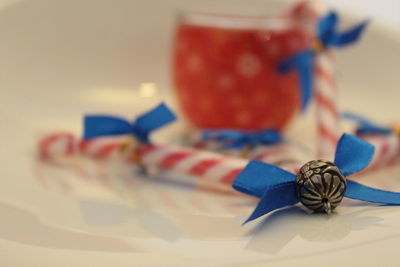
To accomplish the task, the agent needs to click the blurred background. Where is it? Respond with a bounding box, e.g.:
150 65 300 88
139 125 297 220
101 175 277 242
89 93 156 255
0 0 399 132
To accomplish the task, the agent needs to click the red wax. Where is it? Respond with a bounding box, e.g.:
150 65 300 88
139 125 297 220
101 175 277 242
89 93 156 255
173 16 311 130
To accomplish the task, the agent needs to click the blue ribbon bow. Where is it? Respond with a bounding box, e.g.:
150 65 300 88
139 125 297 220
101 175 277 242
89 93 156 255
342 112 392 136
279 11 369 110
233 133 400 224
202 129 282 149
83 103 176 143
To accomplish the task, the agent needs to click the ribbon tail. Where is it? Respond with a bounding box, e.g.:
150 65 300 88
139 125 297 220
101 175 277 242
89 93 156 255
330 20 370 47
233 161 296 198
345 180 400 205
342 111 392 135
133 103 176 138
83 116 133 140
342 111 373 125
244 182 298 224
334 133 375 176
278 50 314 110
297 51 314 110
356 126 392 136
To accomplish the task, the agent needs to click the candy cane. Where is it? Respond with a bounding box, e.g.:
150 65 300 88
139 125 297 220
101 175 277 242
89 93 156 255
285 1 340 159
38 132 307 188
315 50 340 159
38 129 400 193
138 144 246 187
80 136 137 160
39 133 136 161
39 133 246 188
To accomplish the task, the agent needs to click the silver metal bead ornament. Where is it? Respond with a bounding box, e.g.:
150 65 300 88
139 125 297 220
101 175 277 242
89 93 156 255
296 160 346 214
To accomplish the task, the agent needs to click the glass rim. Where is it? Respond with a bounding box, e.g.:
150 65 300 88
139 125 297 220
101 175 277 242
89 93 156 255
177 12 296 30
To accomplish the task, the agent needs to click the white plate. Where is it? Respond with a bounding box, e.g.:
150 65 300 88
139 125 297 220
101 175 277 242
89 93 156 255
1 0 400 266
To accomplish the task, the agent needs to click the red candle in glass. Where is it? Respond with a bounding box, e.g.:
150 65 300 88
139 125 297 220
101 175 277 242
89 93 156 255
173 13 311 130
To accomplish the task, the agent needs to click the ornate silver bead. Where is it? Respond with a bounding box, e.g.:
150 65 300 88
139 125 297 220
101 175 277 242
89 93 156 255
296 160 346 214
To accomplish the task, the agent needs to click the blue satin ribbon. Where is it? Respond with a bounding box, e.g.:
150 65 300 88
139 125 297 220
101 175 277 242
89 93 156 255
278 50 314 110
83 103 176 143
233 133 400 223
202 129 282 149
279 11 369 110
342 112 392 135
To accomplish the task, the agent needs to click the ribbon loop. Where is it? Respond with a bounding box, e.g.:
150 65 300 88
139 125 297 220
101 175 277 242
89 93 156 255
133 103 177 142
318 11 369 47
233 161 296 198
334 133 375 176
84 116 133 140
317 11 338 46
83 103 176 143
278 11 368 111
233 134 400 224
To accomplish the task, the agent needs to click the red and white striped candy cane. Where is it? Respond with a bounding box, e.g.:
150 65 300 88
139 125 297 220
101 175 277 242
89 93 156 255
315 50 340 159
39 133 247 189
39 132 136 161
80 136 137 160
37 130 400 192
138 144 247 188
285 1 340 159
38 132 307 189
